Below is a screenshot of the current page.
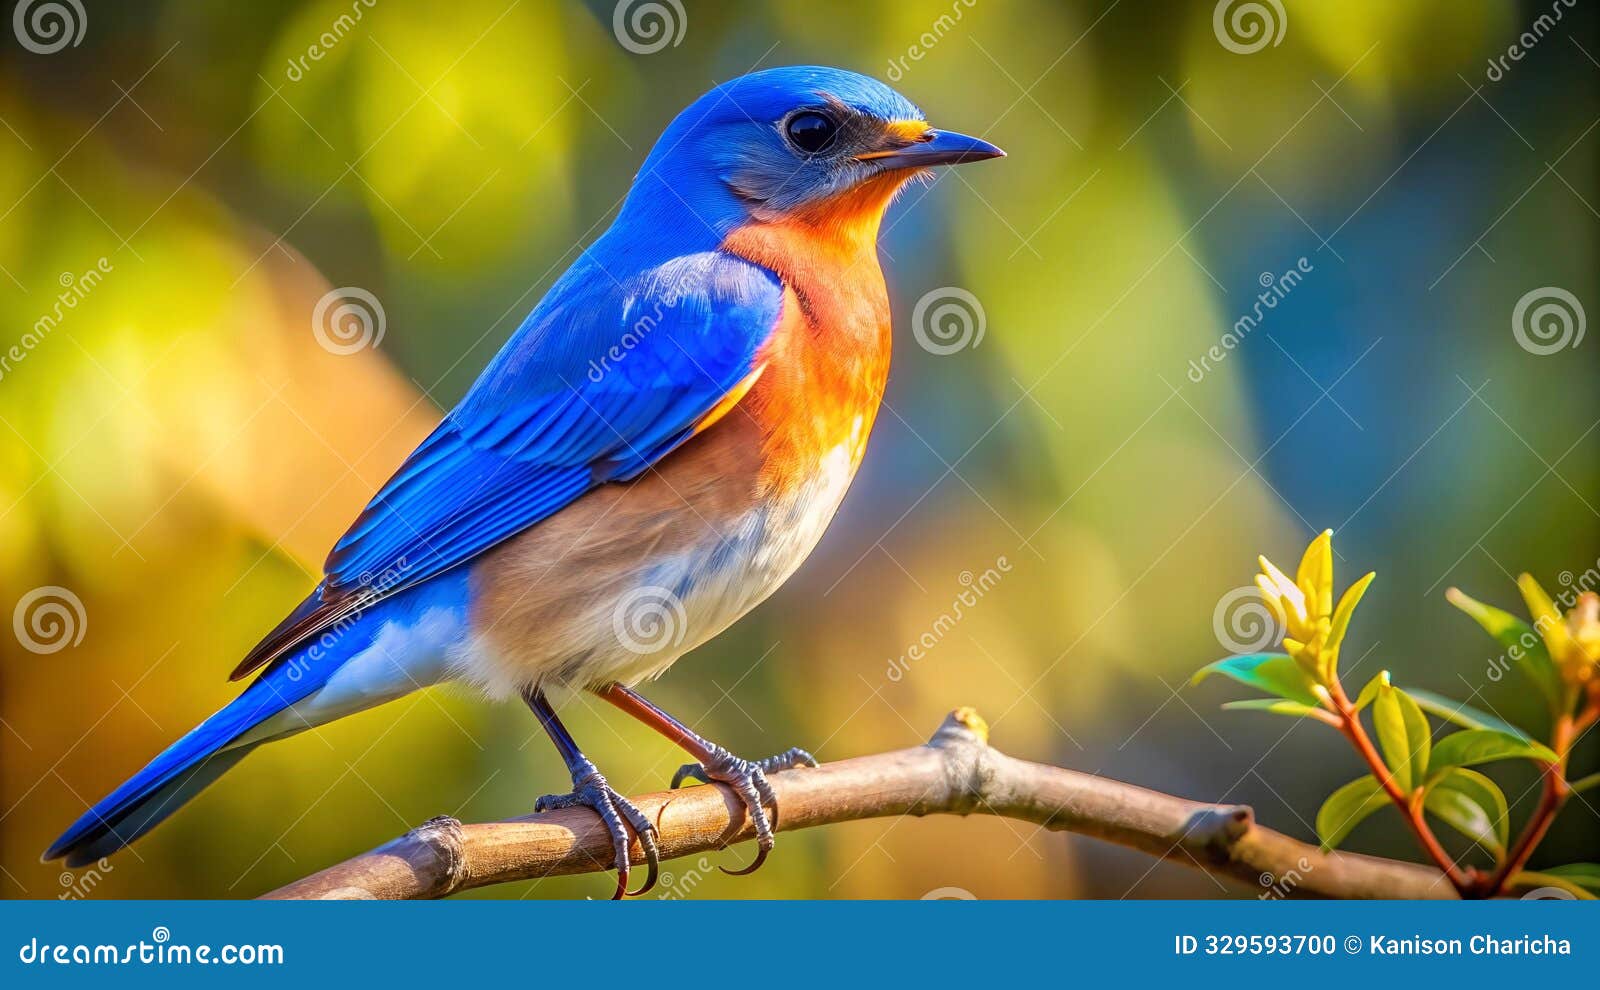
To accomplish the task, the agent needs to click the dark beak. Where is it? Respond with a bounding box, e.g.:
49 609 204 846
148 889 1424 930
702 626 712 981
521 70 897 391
858 129 1006 169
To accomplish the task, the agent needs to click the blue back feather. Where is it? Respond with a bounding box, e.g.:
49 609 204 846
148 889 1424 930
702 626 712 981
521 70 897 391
321 248 782 595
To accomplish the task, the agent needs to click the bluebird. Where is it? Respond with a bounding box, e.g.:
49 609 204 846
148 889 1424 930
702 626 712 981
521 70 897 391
44 66 1004 897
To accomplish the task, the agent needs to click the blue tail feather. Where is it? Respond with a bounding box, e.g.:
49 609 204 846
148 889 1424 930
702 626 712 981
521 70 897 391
43 655 323 866
43 574 467 866
51 746 259 868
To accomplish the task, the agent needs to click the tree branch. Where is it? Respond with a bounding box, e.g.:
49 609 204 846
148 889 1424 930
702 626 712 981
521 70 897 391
262 707 1454 900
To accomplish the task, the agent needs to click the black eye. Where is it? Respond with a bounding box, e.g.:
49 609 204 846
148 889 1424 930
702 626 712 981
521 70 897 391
785 111 838 155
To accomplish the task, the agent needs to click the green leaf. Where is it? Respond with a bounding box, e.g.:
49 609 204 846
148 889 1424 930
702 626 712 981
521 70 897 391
1512 871 1599 900
1191 653 1320 707
1352 672 1384 712
1445 588 1561 710
1373 683 1431 792
1569 772 1600 797
1543 864 1600 893
1316 775 1390 851
1405 688 1536 742
1424 768 1509 854
1326 571 1376 661
1516 575 1571 658
1221 698 1326 720
1428 730 1558 777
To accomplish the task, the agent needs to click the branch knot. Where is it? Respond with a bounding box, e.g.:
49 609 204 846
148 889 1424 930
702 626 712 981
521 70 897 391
928 707 994 816
407 815 467 895
1182 806 1253 866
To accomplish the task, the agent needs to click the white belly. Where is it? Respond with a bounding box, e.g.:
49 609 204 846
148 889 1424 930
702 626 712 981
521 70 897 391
587 439 860 687
454 433 862 698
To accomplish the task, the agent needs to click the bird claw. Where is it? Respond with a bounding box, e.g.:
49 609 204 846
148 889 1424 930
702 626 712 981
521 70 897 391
536 759 659 899
670 745 817 875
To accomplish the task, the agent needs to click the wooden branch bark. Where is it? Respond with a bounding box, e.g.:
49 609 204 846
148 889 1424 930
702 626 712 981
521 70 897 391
262 707 1454 900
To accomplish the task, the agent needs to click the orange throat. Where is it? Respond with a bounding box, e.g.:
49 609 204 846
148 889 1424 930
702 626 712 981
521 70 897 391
787 169 922 256
719 174 912 490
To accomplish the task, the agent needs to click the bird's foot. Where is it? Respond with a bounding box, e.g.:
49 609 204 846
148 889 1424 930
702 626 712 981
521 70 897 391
670 745 817 875
536 758 659 899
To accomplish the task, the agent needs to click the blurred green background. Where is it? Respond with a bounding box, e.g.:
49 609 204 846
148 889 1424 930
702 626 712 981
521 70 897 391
1 0 1596 899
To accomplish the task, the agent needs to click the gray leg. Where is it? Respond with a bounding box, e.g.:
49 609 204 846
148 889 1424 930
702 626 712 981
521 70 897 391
524 686 660 898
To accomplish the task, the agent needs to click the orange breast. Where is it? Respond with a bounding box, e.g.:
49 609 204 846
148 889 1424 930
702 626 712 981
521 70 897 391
720 172 911 491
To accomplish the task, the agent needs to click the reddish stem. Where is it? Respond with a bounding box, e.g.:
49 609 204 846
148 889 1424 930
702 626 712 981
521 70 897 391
1326 680 1475 895
1485 707 1580 897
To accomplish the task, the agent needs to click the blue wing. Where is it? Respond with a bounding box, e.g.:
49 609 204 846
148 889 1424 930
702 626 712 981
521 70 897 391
232 249 783 679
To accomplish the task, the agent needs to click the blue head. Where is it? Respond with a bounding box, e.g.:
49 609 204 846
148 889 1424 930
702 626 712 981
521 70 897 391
614 66 1003 245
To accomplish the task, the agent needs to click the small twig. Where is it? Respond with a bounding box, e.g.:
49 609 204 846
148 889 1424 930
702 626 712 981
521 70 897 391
1486 696 1589 896
263 708 1452 900
1326 681 1474 895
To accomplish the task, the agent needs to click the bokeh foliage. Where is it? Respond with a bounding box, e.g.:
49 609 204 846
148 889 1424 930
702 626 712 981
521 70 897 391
0 0 1595 898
